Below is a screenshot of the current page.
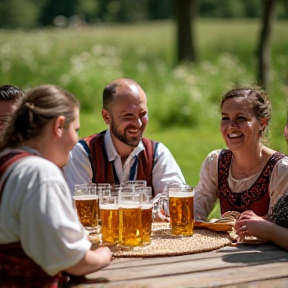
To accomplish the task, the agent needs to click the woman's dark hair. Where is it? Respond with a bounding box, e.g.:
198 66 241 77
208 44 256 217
0 84 79 151
220 86 271 121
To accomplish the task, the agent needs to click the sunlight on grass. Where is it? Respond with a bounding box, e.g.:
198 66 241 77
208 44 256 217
1 20 287 219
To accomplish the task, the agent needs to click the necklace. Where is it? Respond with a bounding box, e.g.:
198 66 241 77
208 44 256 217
234 163 262 176
232 156 265 176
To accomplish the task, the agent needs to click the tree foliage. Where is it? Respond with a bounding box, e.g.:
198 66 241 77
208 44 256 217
0 0 41 29
40 0 79 26
0 0 288 29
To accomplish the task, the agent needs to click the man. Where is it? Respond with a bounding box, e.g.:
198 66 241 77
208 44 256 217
0 85 24 133
63 78 185 196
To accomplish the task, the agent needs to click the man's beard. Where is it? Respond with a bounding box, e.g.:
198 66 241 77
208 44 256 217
110 119 142 147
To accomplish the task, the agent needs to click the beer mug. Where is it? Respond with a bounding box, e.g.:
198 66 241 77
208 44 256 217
169 184 194 236
110 184 121 197
99 195 119 244
118 191 142 246
97 183 112 228
97 183 111 197
135 186 152 200
135 186 153 245
141 194 153 245
73 183 100 232
121 180 147 192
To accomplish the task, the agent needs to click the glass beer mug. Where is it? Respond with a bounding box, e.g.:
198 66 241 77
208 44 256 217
99 195 119 244
73 183 100 233
168 184 194 236
118 188 142 246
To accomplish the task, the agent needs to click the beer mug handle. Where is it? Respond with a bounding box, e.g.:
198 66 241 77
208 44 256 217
152 193 170 222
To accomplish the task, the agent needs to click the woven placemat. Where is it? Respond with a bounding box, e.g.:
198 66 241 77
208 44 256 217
89 223 233 258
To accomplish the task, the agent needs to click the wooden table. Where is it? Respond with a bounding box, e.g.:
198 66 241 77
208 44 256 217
68 243 288 288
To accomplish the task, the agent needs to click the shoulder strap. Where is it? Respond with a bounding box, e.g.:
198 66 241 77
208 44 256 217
0 151 33 203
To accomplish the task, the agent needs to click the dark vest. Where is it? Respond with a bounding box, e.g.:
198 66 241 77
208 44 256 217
79 130 159 196
218 149 286 216
0 151 69 288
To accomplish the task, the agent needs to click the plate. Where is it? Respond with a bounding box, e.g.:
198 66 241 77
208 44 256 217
194 221 234 232
241 236 269 245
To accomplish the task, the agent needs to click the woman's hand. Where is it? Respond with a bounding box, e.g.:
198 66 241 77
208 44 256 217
235 210 270 243
65 246 113 276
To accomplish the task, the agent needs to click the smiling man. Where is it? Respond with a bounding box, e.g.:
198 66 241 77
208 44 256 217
63 78 185 196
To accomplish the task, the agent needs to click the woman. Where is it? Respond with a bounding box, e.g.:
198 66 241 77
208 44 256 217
194 86 288 221
0 85 112 287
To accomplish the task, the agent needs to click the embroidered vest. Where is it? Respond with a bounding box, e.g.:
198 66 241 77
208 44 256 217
80 130 158 196
218 149 286 216
0 151 69 288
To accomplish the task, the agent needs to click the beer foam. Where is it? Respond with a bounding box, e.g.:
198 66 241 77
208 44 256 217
99 204 118 210
119 202 141 209
73 195 98 200
169 191 194 198
141 203 153 209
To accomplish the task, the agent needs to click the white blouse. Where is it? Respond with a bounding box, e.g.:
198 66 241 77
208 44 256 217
63 129 186 196
0 147 91 276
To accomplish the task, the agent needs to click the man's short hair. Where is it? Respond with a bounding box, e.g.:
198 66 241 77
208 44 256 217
0 85 24 101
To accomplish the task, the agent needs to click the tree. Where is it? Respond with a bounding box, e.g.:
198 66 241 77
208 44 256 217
0 0 41 29
257 0 278 88
39 0 78 26
174 0 198 63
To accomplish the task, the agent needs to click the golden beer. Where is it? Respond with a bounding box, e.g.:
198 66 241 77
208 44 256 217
141 204 153 245
100 204 119 244
73 195 99 228
119 204 142 246
169 191 194 236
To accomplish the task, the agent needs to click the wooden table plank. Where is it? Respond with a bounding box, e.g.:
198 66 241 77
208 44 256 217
68 244 288 288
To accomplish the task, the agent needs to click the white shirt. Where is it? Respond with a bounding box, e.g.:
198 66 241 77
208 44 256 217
63 129 185 196
0 147 91 276
194 149 288 220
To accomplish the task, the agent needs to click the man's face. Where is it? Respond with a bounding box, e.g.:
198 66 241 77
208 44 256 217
104 84 148 148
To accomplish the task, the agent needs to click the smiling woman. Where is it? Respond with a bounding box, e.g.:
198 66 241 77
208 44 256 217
194 86 288 222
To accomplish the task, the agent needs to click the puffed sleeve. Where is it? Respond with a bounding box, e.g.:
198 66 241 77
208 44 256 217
152 143 186 195
194 150 221 221
14 157 91 276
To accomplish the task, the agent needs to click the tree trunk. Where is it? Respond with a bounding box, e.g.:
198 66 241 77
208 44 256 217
174 0 198 63
257 0 277 89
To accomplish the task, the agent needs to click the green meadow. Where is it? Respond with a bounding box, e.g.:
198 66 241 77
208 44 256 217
1 19 288 217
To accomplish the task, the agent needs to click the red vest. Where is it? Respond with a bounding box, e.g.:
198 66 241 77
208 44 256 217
80 130 158 196
218 149 286 216
0 151 69 288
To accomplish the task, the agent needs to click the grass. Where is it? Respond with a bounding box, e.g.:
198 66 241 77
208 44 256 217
1 19 288 218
